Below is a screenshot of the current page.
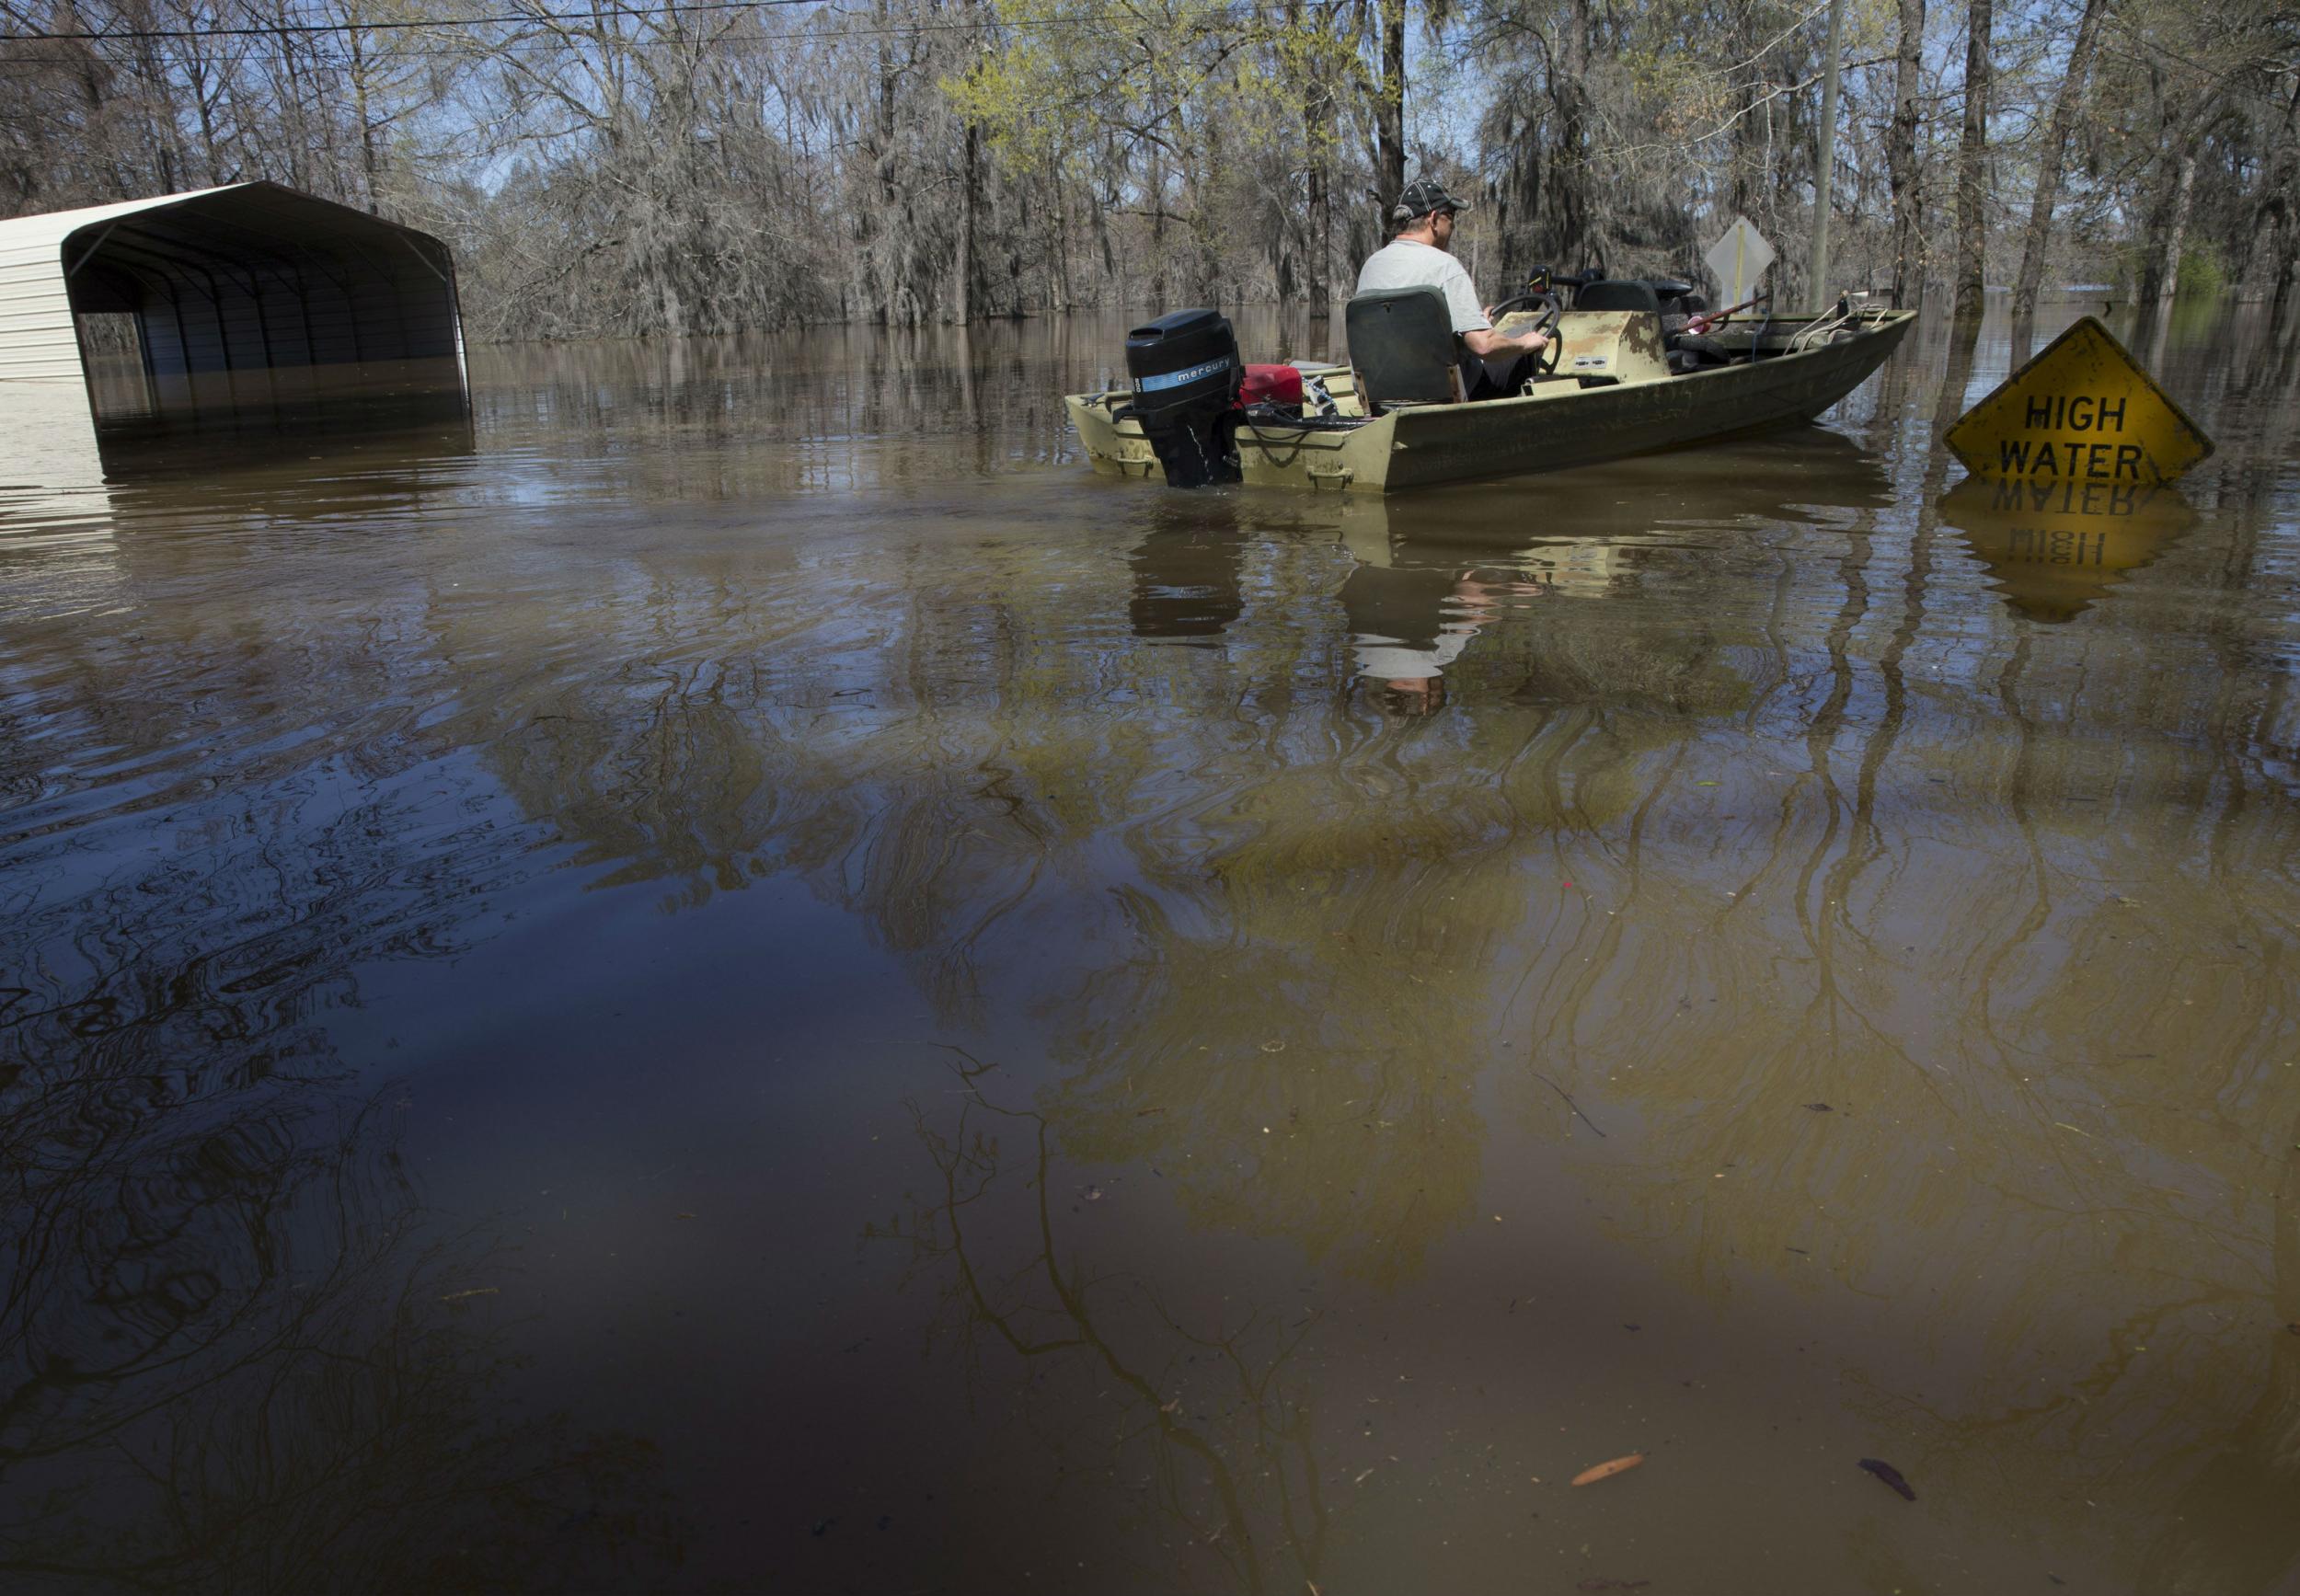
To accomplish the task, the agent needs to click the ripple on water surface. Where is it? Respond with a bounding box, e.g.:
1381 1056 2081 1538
3 304 2299 1594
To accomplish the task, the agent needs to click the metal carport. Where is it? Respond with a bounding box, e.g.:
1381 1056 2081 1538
1 181 467 469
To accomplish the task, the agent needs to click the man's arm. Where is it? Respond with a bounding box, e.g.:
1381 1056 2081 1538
1441 264 1547 359
1461 325 1549 358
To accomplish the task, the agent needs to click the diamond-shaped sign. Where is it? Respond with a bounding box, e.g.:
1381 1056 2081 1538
1702 217 1774 308
1943 316 2213 485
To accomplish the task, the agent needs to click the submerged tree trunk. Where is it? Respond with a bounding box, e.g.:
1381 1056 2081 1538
954 121 979 322
1376 0 1406 209
2011 0 2105 316
2241 83 2299 306
1305 42 1335 305
1555 0 1595 270
1953 0 1995 318
2153 149 2198 302
1306 154 1331 304
347 33 381 213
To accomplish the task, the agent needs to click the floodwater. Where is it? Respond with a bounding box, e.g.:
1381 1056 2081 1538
4 298 2299 1595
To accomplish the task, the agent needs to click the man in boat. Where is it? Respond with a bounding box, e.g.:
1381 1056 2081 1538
1357 176 1550 401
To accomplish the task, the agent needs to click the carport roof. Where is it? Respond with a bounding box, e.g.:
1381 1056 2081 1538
0 180 449 261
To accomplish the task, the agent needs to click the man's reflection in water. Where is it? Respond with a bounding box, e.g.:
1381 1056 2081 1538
1339 523 1614 713
1340 562 1512 715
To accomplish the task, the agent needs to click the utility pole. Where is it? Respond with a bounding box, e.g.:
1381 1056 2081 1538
1810 0 1845 311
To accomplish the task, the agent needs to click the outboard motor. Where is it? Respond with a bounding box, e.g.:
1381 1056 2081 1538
1122 308 1243 488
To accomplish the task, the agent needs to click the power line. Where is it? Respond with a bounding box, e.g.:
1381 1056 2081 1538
0 0 1356 71
4 0 830 44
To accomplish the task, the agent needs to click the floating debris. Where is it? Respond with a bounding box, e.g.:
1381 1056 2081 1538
438 1287 498 1303
1858 1457 1916 1500
1570 1453 1644 1487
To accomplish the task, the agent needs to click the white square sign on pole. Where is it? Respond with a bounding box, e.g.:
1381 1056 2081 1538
1703 217 1776 309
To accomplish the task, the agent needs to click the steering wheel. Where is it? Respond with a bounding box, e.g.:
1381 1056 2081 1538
1488 288 1558 322
1488 292 1564 375
1537 321 1564 375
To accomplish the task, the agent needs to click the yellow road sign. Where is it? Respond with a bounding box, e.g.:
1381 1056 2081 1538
1943 316 2213 486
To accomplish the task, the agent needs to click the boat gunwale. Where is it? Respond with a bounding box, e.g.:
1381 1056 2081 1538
1064 306 1919 417
1065 306 1919 492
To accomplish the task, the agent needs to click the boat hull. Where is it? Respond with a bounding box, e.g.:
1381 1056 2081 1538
1067 308 1918 494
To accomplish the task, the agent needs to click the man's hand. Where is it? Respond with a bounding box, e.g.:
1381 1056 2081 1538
1463 325 1550 359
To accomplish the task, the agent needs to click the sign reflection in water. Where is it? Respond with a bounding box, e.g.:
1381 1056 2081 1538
1938 475 2201 621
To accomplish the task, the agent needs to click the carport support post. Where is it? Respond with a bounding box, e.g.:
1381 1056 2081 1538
1810 0 1844 312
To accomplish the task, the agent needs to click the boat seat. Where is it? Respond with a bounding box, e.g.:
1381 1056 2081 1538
1574 279 1663 315
1346 285 1464 411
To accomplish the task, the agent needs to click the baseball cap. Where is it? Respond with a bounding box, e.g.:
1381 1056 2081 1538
1391 176 1473 222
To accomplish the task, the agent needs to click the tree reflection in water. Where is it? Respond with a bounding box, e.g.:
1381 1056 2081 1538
1 1079 678 1591
0 777 678 1590
869 1051 1328 1596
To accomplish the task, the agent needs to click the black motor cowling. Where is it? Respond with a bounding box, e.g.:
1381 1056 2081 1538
1123 308 1243 488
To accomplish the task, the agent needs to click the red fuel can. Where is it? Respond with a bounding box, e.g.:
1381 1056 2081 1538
1239 363 1305 407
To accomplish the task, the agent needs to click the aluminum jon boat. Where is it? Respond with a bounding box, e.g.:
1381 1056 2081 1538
1065 292 1919 495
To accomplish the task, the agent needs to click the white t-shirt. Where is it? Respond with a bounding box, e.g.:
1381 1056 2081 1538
1354 626 1476 683
1355 240 1489 333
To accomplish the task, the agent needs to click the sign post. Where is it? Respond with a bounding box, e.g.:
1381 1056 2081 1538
1943 316 2214 486
1810 0 1845 312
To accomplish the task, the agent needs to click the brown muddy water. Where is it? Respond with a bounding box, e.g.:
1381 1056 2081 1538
4 301 2300 1595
